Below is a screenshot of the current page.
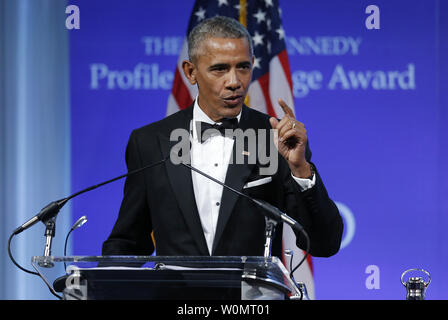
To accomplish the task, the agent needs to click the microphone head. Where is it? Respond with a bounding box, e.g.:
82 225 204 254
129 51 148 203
71 215 87 231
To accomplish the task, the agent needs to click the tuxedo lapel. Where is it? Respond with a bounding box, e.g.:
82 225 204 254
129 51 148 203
212 106 258 254
157 106 209 256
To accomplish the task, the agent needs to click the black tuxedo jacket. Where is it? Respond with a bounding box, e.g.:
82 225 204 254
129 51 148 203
102 105 343 258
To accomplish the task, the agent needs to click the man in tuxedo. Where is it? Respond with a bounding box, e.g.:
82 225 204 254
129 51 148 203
102 16 343 259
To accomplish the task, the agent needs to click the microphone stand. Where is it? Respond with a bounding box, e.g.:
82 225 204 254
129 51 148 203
39 217 56 268
263 217 277 266
9 156 169 276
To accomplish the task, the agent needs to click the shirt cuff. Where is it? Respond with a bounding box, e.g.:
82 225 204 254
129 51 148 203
291 172 316 191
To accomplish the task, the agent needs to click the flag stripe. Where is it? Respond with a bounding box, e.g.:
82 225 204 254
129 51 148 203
268 55 295 116
277 49 293 91
176 40 198 102
257 73 278 118
247 80 267 113
172 68 193 109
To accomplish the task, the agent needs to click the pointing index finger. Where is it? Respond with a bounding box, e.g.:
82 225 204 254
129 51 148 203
278 98 295 118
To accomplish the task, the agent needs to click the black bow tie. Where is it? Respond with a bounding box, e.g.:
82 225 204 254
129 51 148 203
195 118 239 143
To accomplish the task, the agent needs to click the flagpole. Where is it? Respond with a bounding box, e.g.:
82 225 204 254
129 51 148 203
239 0 247 27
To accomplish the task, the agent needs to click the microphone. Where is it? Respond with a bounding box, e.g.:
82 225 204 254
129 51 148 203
180 161 311 274
13 200 67 236
180 162 306 233
64 215 87 270
9 156 169 275
12 156 169 236
179 162 310 255
65 216 88 254
70 215 88 231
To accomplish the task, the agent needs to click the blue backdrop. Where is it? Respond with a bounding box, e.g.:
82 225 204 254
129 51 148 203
67 0 447 300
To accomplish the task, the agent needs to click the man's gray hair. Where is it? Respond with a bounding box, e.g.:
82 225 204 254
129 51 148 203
187 16 254 63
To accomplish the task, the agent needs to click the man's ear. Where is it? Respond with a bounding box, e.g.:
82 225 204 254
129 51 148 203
182 60 197 85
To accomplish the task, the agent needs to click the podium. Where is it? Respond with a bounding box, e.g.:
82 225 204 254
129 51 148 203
31 256 308 300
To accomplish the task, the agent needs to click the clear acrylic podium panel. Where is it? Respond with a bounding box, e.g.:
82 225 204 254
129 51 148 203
31 256 304 300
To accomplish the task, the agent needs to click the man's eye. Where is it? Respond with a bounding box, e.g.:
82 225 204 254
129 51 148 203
238 64 251 70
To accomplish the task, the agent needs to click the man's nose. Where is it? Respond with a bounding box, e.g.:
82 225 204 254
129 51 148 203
225 69 241 90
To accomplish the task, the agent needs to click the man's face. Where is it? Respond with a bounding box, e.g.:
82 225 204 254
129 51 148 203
183 37 253 121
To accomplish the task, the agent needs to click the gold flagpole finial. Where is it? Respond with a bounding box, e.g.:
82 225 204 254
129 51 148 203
240 0 249 106
239 0 247 27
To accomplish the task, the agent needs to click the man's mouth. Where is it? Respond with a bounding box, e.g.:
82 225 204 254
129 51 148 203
223 95 243 106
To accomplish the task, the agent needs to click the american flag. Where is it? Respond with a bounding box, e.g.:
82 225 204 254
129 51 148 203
166 0 315 299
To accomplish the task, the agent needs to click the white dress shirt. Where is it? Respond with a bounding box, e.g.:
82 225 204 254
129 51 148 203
190 99 315 254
